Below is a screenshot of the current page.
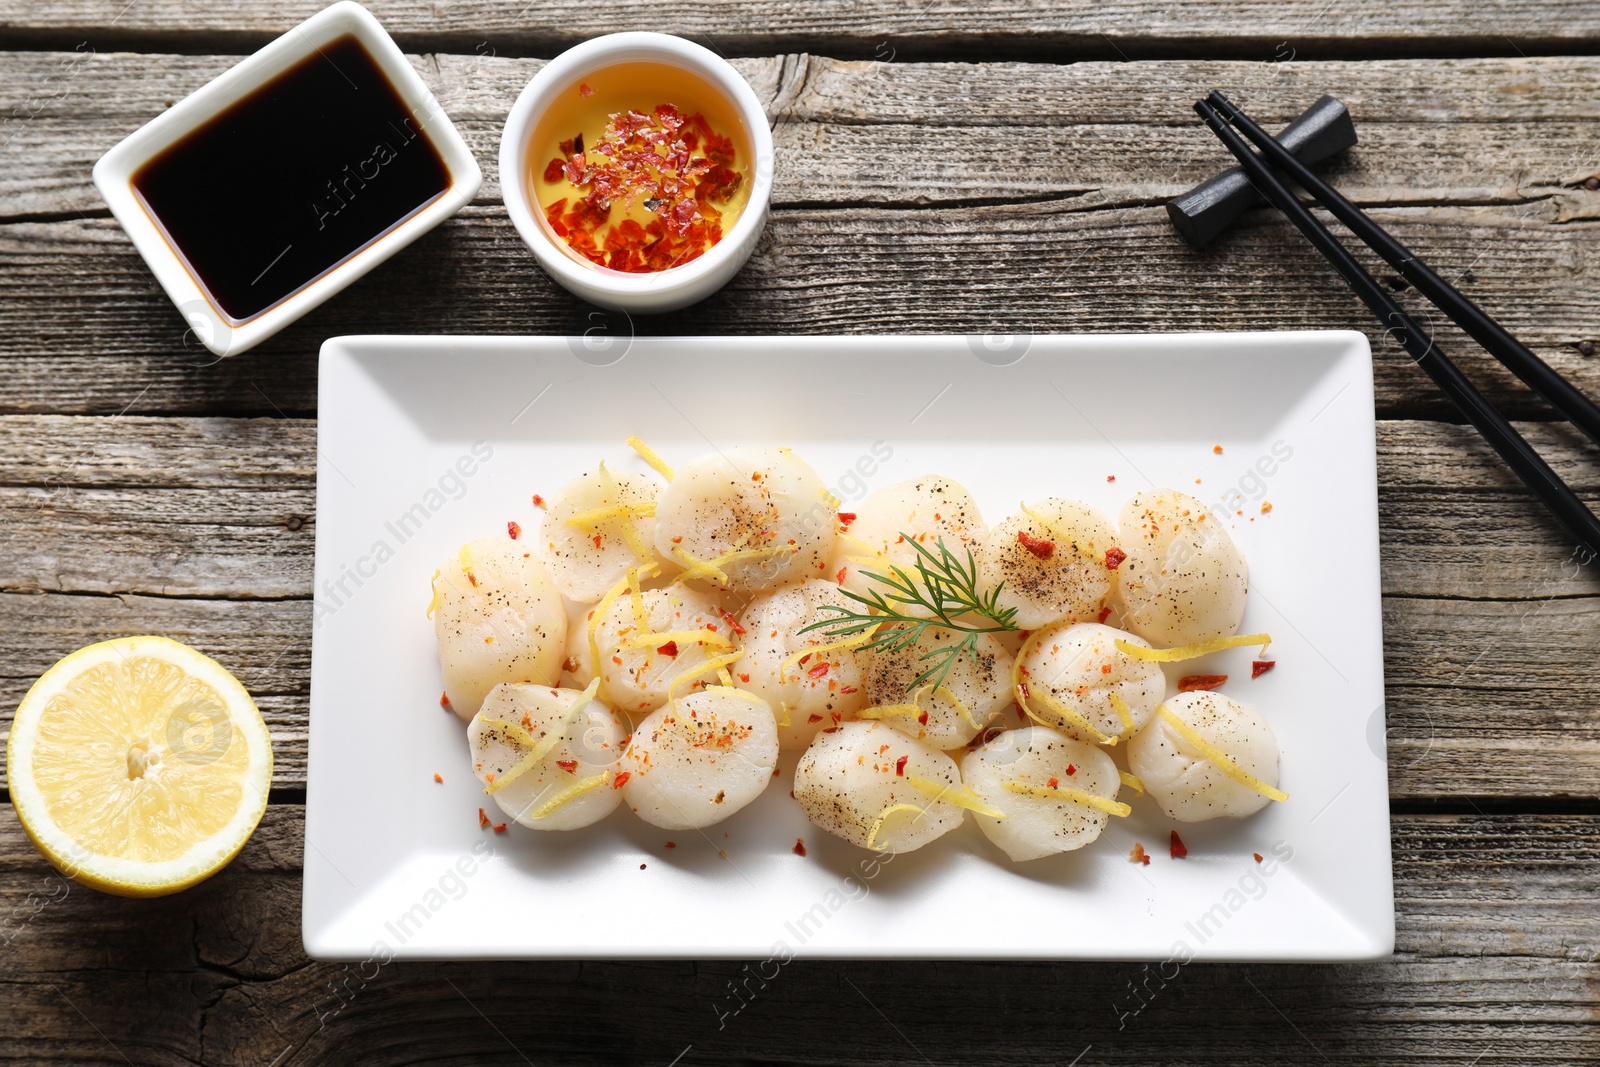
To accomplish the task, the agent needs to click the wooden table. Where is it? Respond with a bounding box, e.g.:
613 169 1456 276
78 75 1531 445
3 3 1599 1063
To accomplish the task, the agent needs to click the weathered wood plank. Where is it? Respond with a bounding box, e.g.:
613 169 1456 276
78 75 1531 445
2 203 1598 420
0 807 1594 1066
0 593 310 787
9 52 1600 221
1 0 1598 58
4 415 1599 601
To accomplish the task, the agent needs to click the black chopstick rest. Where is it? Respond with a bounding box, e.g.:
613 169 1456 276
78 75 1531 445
1166 94 1356 248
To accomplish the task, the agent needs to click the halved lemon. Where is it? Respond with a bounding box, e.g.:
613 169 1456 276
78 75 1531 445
7 636 272 897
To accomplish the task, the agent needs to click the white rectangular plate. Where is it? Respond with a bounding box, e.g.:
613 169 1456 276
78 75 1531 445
306 332 1391 962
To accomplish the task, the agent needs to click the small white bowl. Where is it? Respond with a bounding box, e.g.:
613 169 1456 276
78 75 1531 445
498 32 774 314
93 1 481 358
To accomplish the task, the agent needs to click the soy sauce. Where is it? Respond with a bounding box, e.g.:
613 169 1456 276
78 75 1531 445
132 34 451 322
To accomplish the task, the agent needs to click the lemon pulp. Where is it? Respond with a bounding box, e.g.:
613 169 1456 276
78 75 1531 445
8 637 272 897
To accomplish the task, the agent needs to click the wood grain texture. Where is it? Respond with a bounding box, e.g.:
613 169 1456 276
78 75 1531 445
2 203 1599 421
9 52 1600 220
2 0 1599 58
0 417 1596 798
0 806 1595 1066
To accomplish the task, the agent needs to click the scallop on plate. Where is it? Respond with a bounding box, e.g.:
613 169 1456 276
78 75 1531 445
306 332 1390 962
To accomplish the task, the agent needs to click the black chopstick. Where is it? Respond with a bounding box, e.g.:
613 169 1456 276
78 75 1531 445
1192 97 1600 559
1207 90 1600 449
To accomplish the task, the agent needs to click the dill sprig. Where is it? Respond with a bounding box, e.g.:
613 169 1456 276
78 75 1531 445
800 533 1019 695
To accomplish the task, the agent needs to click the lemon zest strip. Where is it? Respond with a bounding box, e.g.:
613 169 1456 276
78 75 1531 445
775 701 792 728
1109 691 1136 735
855 703 923 719
1025 685 1120 746
778 632 872 683
1116 633 1273 663
717 667 734 686
820 488 842 509
1001 780 1132 818
426 569 443 619
672 546 729 586
1119 771 1146 796
481 678 600 796
866 803 926 852
666 650 746 717
626 436 675 481
594 460 655 561
1156 704 1289 802
905 774 1004 818
530 770 611 819
916 683 983 731
627 567 650 636
589 564 660 676
564 501 657 527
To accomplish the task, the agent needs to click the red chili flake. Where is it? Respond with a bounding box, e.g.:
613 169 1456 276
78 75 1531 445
1213 444 1224 454
807 662 830 680
1252 660 1277 679
894 755 909 776
966 726 1003 749
807 714 824 724
1066 764 1077 776
1096 606 1112 624
507 520 522 540
493 823 508 834
640 863 647 870
542 157 565 183
656 641 680 657
532 494 546 508
561 656 580 674
665 841 677 849
1106 474 1116 482
433 772 443 784
821 726 839 733
837 512 857 527
466 571 478 588
578 82 595 97
1170 831 1189 859
835 567 848 584
1017 530 1055 559
1130 842 1151 865
1100 664 1113 675
440 692 452 711
720 610 747 635
592 534 603 548
555 759 578 773
1253 852 1264 863
478 807 490 828
1047 776 1059 788
1105 546 1127 570
917 711 929 725
612 772 631 789
840 685 858 695
1178 674 1228 692
739 673 751 683
792 838 807 857
1261 501 1274 514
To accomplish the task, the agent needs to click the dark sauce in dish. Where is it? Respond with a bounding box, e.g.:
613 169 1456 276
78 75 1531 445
131 34 451 322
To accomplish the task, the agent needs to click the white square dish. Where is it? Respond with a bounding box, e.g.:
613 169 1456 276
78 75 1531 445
305 332 1391 962
92 2 481 358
